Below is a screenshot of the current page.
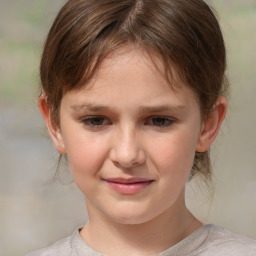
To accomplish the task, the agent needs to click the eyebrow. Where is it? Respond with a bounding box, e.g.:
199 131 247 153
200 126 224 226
70 104 108 112
139 105 185 113
70 103 185 113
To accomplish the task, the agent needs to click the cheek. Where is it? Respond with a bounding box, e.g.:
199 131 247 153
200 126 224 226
150 132 197 176
63 134 109 180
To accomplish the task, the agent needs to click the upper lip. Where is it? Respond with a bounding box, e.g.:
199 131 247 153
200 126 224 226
103 177 154 184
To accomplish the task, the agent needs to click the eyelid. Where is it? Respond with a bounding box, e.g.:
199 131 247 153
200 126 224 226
145 116 175 128
81 116 111 129
80 115 175 130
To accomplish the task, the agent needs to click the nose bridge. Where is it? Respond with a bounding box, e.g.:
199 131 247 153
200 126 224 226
110 123 145 167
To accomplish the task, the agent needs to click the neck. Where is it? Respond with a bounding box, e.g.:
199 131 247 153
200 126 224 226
80 193 202 256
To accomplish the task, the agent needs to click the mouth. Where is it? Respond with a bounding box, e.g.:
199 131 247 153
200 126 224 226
103 177 154 195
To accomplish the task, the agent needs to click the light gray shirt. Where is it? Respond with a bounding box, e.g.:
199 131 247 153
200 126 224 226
26 224 256 255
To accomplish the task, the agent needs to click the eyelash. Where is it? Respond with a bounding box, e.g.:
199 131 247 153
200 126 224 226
81 116 174 129
145 116 174 128
81 116 111 129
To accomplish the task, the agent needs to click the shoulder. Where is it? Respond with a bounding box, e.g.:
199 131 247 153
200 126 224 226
195 224 256 256
25 233 73 256
25 227 103 256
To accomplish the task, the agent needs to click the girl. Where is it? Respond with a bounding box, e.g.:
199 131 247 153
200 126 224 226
27 0 256 255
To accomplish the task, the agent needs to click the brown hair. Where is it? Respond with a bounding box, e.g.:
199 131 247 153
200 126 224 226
40 0 228 180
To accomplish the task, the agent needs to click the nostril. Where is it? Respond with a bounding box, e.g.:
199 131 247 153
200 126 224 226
110 149 146 169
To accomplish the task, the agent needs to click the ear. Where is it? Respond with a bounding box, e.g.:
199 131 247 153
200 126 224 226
39 94 66 154
196 96 227 152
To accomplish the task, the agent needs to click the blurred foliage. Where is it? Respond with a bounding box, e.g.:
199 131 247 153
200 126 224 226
0 0 65 105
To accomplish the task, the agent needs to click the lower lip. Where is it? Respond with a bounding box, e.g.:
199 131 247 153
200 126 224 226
105 181 153 195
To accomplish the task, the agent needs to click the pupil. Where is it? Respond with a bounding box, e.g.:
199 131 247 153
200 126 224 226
92 117 103 125
153 117 165 126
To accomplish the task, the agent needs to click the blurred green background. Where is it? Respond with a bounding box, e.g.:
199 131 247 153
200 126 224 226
0 0 256 255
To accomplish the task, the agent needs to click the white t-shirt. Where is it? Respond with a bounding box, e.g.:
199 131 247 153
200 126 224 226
25 224 256 256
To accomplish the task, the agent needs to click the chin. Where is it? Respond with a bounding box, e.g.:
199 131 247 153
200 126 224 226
106 206 158 226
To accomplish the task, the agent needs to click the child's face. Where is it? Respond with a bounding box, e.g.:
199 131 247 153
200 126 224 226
44 48 217 225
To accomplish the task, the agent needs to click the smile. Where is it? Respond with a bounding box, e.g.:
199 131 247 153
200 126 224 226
103 178 154 195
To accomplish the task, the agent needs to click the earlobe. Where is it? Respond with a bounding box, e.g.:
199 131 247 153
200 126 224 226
38 94 66 154
196 96 227 152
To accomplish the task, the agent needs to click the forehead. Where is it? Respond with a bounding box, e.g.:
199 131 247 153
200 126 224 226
61 48 200 115
83 47 183 94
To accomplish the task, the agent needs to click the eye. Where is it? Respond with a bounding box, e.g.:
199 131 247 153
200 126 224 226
146 116 174 128
81 116 110 128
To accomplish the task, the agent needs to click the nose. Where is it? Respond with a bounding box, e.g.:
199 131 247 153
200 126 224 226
109 127 146 169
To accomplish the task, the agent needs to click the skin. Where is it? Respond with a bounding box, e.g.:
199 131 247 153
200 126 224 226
40 48 227 256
